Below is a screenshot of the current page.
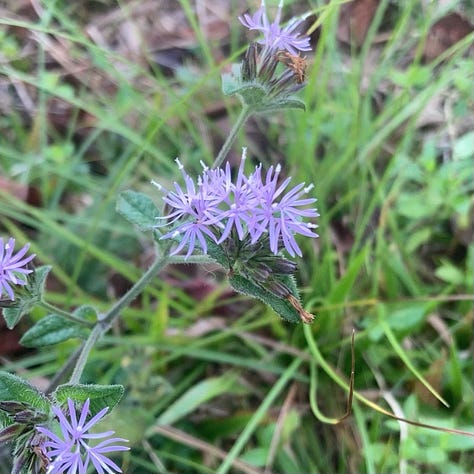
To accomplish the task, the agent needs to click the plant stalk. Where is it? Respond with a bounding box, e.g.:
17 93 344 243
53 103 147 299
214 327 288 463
68 253 169 383
213 105 251 169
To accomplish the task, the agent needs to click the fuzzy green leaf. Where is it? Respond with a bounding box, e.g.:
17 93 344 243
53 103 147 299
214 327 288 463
3 302 34 330
53 384 124 416
73 305 98 321
28 266 52 298
116 190 159 231
2 266 52 329
229 274 304 323
0 372 49 413
20 314 89 348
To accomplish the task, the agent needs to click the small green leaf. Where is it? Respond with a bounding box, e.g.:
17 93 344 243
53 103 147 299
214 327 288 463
73 305 98 321
3 301 33 330
53 384 124 416
435 261 465 285
0 372 49 413
29 266 52 298
240 447 268 467
3 266 54 329
453 131 474 160
116 190 159 231
229 274 304 323
20 314 89 348
387 304 427 332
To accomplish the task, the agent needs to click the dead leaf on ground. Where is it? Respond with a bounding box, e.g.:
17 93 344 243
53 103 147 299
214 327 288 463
337 0 379 47
0 176 42 207
423 13 474 61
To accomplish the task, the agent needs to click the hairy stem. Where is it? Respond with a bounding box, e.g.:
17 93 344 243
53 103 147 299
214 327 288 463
46 344 83 394
213 105 251 169
69 325 103 385
68 253 169 383
101 253 169 326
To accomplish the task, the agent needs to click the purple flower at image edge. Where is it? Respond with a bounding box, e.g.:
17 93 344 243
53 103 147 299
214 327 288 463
37 398 129 474
0 237 35 300
239 0 312 55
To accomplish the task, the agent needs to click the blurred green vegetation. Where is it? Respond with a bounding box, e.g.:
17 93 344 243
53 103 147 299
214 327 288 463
0 0 473 473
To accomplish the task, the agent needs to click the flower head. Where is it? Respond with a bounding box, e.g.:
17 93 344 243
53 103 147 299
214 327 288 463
239 0 311 55
154 149 318 259
37 398 129 474
0 237 35 300
250 165 319 257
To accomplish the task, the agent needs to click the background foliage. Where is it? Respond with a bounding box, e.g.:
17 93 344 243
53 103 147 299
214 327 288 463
0 0 473 473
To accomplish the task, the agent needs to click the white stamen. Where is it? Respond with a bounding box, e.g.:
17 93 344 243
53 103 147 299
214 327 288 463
242 147 247 161
172 230 180 238
175 158 184 170
307 223 318 229
5 243 11 250
150 180 162 190
276 163 281 173
200 160 209 171
304 183 314 193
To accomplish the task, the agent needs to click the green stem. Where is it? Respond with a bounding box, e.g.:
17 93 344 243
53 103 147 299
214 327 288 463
213 105 252 169
68 253 169 384
69 325 103 385
38 300 93 327
46 344 83 394
101 253 169 326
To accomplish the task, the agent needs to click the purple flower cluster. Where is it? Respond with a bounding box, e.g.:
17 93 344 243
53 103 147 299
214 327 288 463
154 149 318 258
37 398 129 474
0 237 35 301
239 0 311 55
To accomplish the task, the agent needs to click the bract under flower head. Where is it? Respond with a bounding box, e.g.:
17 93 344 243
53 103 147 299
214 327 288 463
0 237 35 300
239 0 311 55
37 398 129 474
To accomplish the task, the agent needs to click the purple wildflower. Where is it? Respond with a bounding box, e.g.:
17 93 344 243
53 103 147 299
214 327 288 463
37 398 129 474
154 149 318 259
217 149 261 242
0 237 35 300
239 0 312 55
250 164 319 257
154 159 223 258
